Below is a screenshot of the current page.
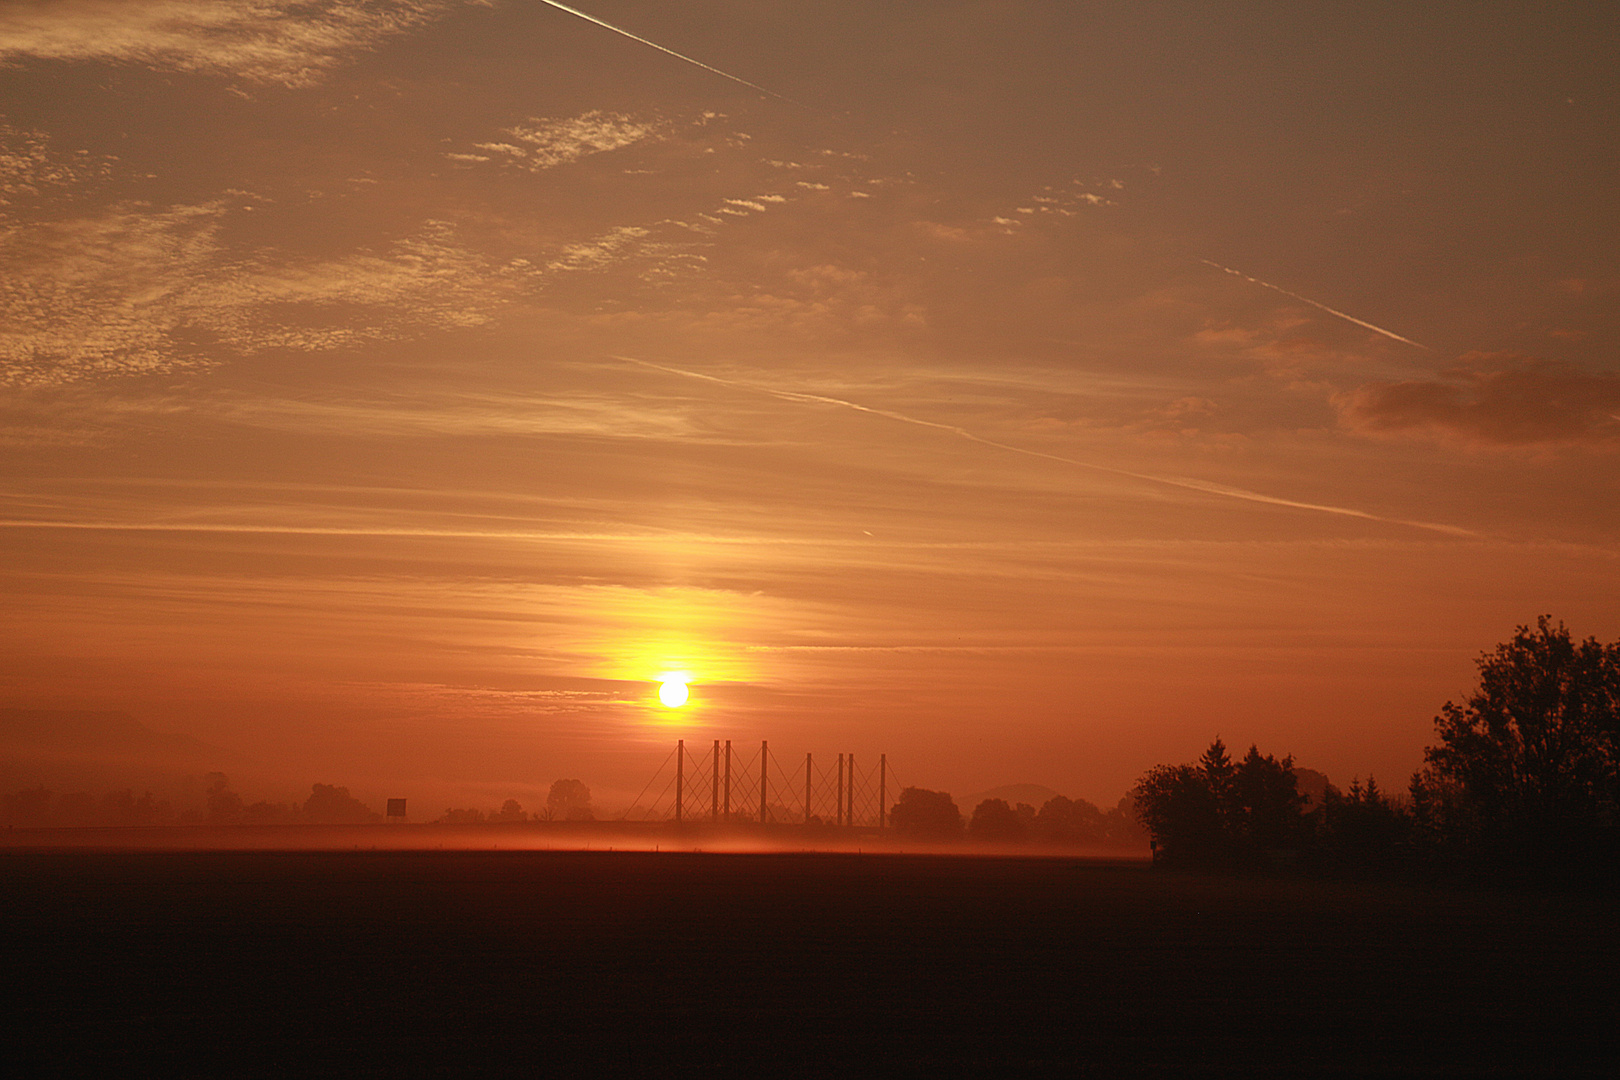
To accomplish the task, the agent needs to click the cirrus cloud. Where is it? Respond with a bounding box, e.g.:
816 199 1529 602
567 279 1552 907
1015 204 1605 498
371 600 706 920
0 202 520 385
0 0 469 87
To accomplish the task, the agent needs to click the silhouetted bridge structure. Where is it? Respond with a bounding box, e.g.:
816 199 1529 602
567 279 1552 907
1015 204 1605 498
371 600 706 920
621 740 900 827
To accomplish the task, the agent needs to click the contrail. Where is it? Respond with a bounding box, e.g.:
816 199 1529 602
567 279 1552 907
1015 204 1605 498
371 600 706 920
535 1 801 105
1201 259 1433 352
621 356 1476 537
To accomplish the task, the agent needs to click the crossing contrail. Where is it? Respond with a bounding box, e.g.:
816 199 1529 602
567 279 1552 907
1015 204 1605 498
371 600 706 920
1201 259 1433 351
536 1 800 105
619 357 1476 537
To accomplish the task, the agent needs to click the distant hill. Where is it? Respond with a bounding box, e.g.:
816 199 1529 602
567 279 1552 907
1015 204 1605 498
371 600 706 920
1293 767 1332 809
958 783 1063 812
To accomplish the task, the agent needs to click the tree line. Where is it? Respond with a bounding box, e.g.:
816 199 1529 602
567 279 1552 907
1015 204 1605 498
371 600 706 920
1 774 381 828
887 785 1146 846
437 779 594 823
1131 617 1620 873
885 617 1619 877
2 775 600 829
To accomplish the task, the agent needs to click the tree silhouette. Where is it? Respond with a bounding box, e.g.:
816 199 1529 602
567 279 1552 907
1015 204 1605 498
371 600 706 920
889 787 963 838
1232 745 1309 851
1199 738 1236 808
1132 762 1223 865
1320 777 1411 868
969 798 1028 841
1133 738 1309 867
493 799 528 823
303 783 380 824
205 773 245 826
1034 794 1109 843
546 779 593 821
1412 616 1619 857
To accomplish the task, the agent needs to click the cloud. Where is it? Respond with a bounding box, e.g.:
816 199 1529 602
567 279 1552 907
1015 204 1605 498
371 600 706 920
0 0 464 87
1340 354 1620 448
449 109 747 175
476 111 662 171
545 224 664 273
993 178 1123 226
0 204 519 384
0 123 112 207
0 104 838 386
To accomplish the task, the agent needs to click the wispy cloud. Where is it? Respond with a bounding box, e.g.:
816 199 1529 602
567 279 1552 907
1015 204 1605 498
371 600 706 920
452 111 663 171
1341 354 1620 448
620 357 1478 537
0 205 518 385
0 0 467 87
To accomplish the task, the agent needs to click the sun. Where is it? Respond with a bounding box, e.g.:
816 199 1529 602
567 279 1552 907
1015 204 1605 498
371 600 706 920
658 679 690 708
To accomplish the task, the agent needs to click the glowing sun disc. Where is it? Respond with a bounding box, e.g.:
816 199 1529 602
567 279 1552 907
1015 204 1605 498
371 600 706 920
658 679 689 708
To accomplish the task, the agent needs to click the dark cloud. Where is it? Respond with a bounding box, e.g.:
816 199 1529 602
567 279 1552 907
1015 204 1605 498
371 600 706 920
1340 354 1620 448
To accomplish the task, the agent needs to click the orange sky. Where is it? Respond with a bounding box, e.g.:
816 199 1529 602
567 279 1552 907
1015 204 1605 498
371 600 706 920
2 1 1617 814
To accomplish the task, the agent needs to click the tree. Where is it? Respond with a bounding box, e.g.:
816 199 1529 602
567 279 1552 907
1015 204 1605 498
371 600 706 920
1230 745 1309 851
969 798 1028 841
1319 777 1411 868
1412 616 1620 856
1199 738 1236 809
546 779 594 822
205 773 245 826
1034 795 1109 844
493 799 528 823
1132 763 1222 866
303 783 380 824
889 787 963 838
101 789 171 827
1132 738 1310 867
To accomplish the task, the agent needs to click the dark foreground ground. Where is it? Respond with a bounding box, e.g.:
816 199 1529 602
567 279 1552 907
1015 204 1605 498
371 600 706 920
3 850 1614 1076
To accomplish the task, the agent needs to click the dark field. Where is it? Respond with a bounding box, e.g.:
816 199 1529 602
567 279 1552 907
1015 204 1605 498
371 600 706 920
3 849 1614 1076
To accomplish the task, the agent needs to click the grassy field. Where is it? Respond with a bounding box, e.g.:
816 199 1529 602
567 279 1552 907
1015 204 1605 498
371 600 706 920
3 849 1612 1075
